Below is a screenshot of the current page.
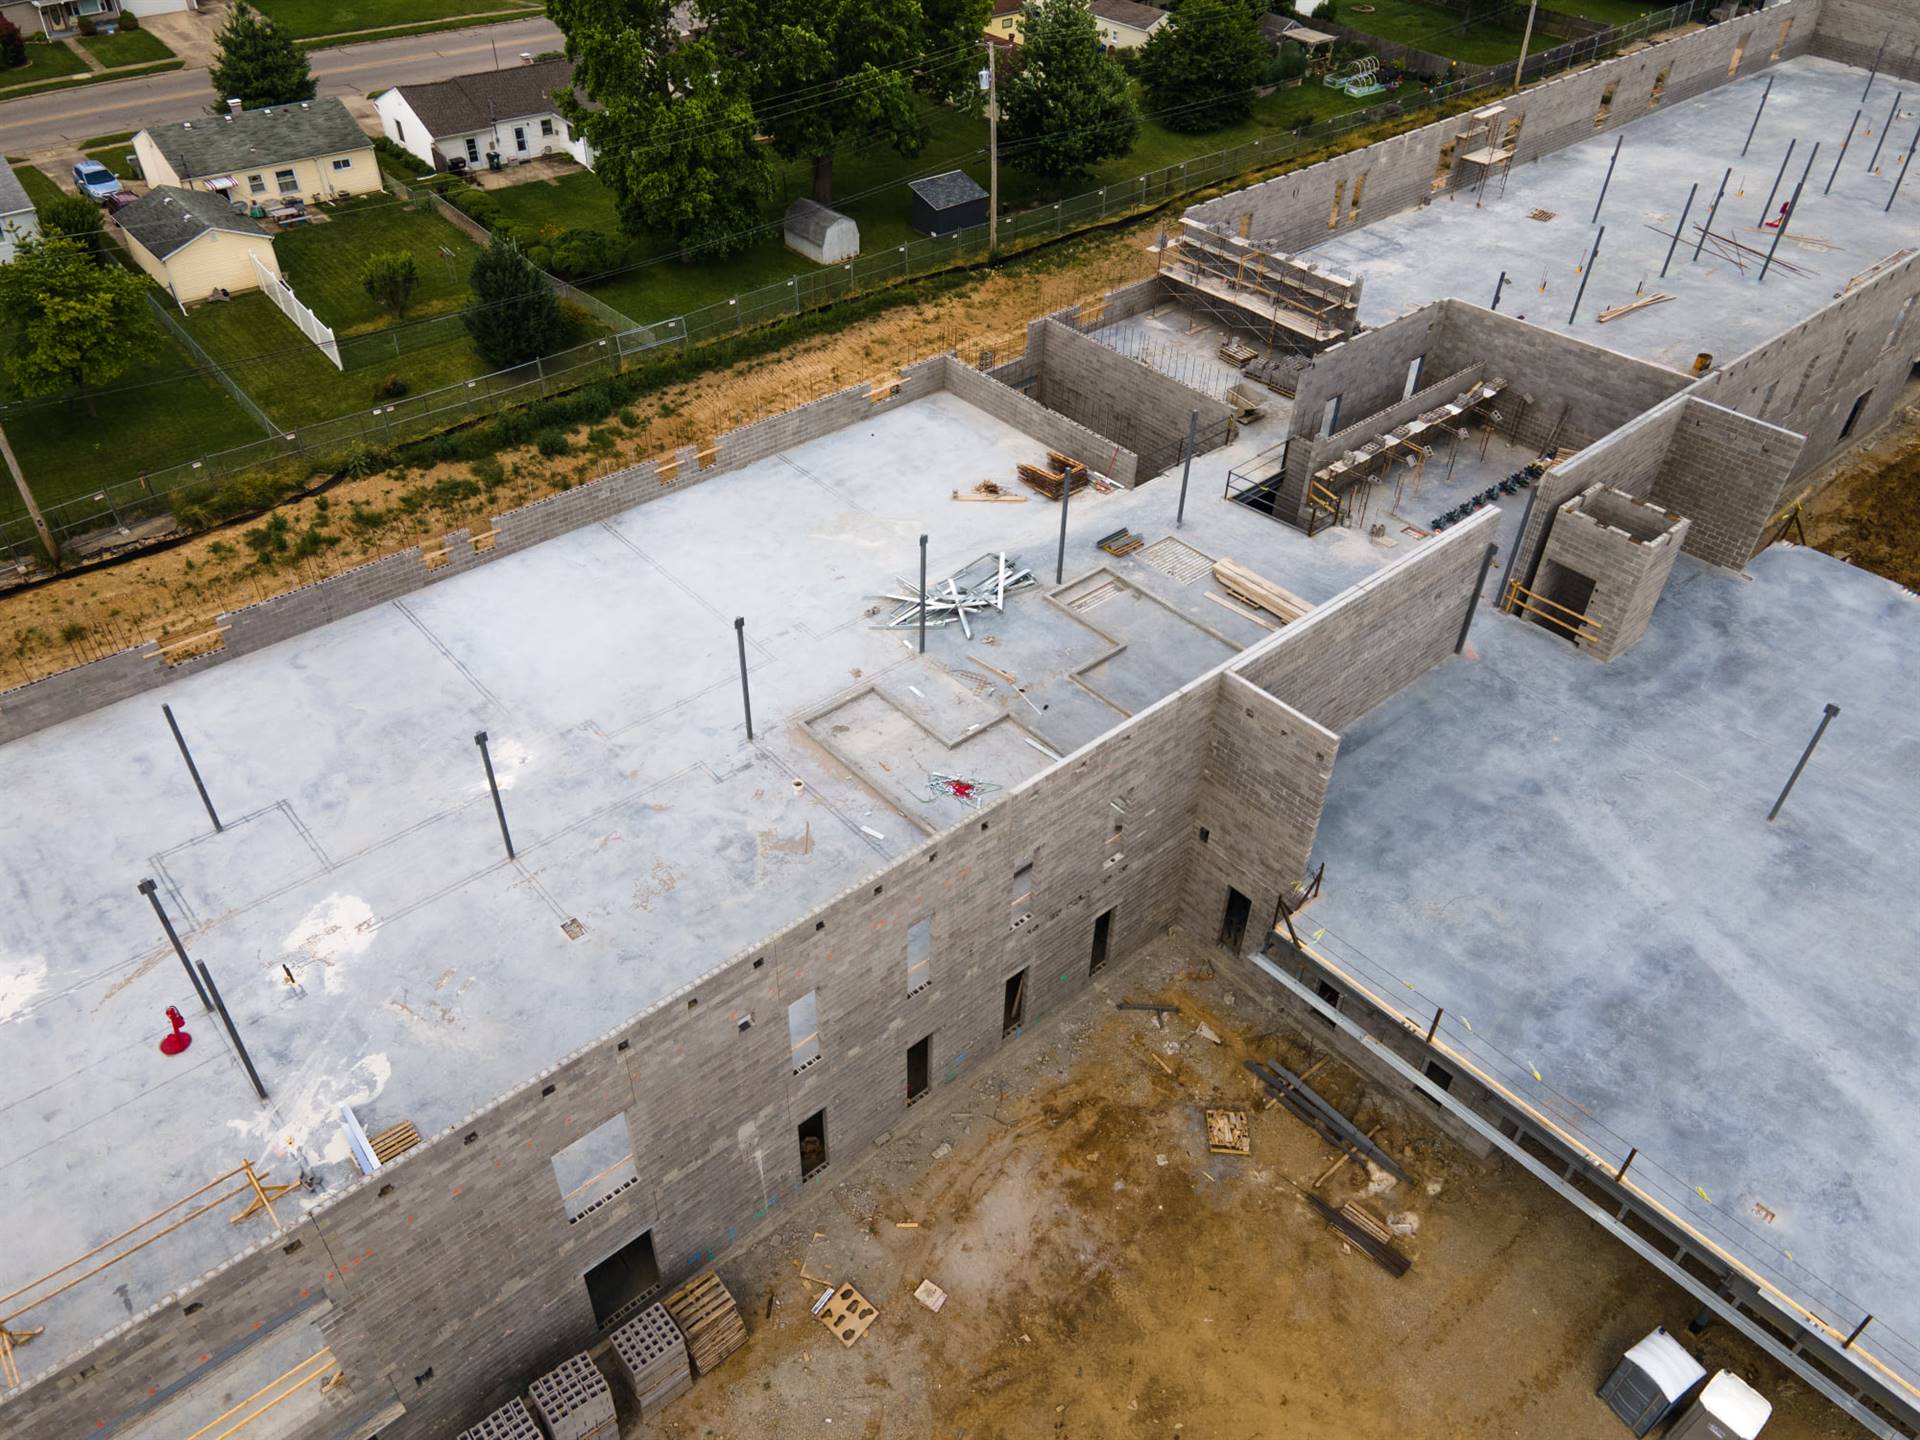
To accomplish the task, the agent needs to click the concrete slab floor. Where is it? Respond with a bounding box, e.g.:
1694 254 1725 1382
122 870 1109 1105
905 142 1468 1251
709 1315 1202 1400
1304 543 1920 1380
0 387 1442 1376
1303 57 1920 371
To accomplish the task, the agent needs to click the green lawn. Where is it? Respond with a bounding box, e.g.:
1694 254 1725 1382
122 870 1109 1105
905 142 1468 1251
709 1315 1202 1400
1541 0 1665 25
180 293 492 426
79 28 175 68
1336 0 1533 65
0 40 87 91
488 83 1372 325
0 306 270 518
254 0 537 40
271 197 482 333
9 163 68 212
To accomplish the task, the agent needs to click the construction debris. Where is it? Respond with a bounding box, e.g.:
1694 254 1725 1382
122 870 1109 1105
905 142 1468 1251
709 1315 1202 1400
813 1283 879 1347
913 1279 948 1313
952 479 1029 503
1098 527 1145 556
877 553 1035 633
1017 459 1091 501
924 772 1003 808
1243 1058 1409 1183
1307 1191 1412 1277
1596 292 1673 323
1212 559 1313 624
1207 1109 1252 1156
1218 336 1259 368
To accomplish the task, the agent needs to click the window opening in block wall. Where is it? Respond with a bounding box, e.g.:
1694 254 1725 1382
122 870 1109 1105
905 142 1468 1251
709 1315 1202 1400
1419 1060 1454 1105
1402 355 1425 402
907 1035 932 1105
1318 394 1341 439
1648 66 1670 108
1312 978 1342 1029
1593 83 1615 129
1090 908 1114 977
1769 18 1791 62
1431 139 1457 191
1002 968 1028 1037
1010 858 1034 930
798 1108 829 1180
551 1114 639 1224
1347 171 1367 224
789 990 822 1073
1105 798 1127 868
1501 114 1524 153
1327 177 1346 231
1728 32 1748 77
906 916 932 996
584 1228 659 1328
1218 888 1251 954
1839 389 1874 440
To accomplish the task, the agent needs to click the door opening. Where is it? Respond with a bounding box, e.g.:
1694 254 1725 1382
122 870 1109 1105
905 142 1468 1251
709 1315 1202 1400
1090 908 1113 976
798 1108 828 1181
583 1229 659 1329
1002 968 1028 1037
907 1035 931 1105
1219 888 1252 953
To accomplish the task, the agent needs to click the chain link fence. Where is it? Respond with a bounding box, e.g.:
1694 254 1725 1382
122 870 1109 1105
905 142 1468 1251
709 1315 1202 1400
0 0 1706 567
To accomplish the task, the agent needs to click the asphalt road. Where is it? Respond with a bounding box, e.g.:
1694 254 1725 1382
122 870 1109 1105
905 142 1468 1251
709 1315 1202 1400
0 16 564 156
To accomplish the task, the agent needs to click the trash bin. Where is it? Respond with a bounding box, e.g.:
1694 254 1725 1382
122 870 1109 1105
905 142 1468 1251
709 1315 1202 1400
1597 1328 1706 1436
486 151 502 172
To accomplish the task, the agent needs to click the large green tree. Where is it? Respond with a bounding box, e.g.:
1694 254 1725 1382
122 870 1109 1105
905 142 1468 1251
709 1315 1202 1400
36 193 112 264
706 0 928 205
1138 0 1268 133
0 235 160 416
464 235 566 369
550 0 776 257
1000 0 1139 186
208 2 315 112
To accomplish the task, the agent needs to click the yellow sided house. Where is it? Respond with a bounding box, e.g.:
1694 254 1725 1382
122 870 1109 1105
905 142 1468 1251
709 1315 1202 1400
113 186 280 307
132 97 378 206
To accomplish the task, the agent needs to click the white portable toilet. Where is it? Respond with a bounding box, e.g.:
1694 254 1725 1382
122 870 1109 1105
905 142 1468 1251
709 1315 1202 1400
1665 1370 1772 1440
1596 1327 1707 1435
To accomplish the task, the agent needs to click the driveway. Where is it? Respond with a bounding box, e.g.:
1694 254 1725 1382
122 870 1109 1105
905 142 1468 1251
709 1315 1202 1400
0 16 564 156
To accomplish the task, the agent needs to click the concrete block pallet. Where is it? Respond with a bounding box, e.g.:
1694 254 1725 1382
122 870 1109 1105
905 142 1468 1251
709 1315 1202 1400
456 1396 543 1440
611 1302 693 1418
526 1352 617 1440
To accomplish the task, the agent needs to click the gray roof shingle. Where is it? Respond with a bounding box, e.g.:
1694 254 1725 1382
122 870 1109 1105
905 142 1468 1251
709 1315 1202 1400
0 165 32 219
391 59 581 140
116 186 268 261
909 170 987 211
140 97 371 181
1090 0 1167 31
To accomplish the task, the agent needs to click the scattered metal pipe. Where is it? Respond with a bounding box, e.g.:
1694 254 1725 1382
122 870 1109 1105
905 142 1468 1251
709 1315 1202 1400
1591 134 1622 223
1660 182 1697 277
734 617 753 741
1825 108 1862 193
474 731 514 860
1886 116 1920 213
1767 703 1839 820
1757 137 1795 227
1864 90 1902 173
139 877 212 1012
198 960 268 1102
162 703 221 833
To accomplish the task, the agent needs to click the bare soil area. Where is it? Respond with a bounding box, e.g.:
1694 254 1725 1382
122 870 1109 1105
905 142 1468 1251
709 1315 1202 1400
1 224 1160 688
1792 377 1920 593
606 933 1851 1439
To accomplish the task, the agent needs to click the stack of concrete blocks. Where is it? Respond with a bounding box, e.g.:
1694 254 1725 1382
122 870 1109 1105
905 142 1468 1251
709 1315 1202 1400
526 1353 617 1440
1535 484 1689 662
610 1302 693 1418
456 1396 543 1440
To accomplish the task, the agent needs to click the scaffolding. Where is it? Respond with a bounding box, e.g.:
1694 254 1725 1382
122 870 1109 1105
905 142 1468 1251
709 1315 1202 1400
1161 221 1361 354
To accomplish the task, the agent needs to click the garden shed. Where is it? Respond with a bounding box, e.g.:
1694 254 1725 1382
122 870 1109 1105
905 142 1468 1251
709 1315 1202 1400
784 197 859 264
908 170 988 238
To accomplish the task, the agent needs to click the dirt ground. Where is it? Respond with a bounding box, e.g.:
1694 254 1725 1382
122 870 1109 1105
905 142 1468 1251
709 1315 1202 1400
606 933 1853 1440
1793 376 1920 593
0 223 1161 688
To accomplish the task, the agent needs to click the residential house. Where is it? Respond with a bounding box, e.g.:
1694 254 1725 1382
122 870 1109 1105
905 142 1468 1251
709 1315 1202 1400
0 164 39 263
112 185 280 306
133 97 379 206
1089 0 1167 48
4 0 197 39
374 58 595 174
985 0 1024 46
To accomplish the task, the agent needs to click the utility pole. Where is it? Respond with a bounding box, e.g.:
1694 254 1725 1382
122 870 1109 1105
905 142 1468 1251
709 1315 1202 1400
983 43 1000 258
1512 0 1540 92
0 421 55 565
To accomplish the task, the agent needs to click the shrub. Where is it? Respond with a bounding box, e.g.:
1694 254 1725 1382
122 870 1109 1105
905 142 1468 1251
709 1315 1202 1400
118 11 140 28
534 429 570 457
77 15 96 36
471 456 505 489
0 18 25 68
361 250 419 318
372 373 409 400
544 227 621 281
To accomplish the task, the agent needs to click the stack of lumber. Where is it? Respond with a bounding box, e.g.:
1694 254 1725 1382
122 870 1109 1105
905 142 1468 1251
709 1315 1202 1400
1206 1108 1251 1156
1098 527 1144 556
1306 1191 1411 1277
1017 461 1091 501
1213 558 1313 624
611 1303 692 1418
1218 336 1258 368
662 1269 748 1375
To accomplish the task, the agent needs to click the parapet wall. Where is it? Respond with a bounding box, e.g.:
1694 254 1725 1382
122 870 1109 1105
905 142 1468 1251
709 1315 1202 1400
1185 2 1820 252
1809 0 1920 79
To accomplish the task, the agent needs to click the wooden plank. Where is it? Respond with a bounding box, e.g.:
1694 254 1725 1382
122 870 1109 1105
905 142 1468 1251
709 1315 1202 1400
1307 1191 1410 1276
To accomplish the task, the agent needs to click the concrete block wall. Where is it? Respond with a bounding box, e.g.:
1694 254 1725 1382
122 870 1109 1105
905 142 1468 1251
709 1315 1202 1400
1534 485 1690 660
1185 2 1820 251
941 355 1140 486
1689 249 1920 489
1180 672 1339 943
1809 0 1920 79
1647 398 1803 568
1233 507 1500 732
1030 319 1237 480
1304 362 1487 493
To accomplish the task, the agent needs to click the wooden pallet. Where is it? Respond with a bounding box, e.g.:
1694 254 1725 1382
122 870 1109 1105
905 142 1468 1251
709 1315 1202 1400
369 1121 420 1167
1218 337 1258 368
1098 527 1144 557
1206 1109 1251 1156
662 1270 748 1375
813 1283 879 1347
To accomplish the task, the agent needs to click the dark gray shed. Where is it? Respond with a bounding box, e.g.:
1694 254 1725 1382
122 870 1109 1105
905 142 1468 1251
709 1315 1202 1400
1597 1328 1706 1436
908 170 988 238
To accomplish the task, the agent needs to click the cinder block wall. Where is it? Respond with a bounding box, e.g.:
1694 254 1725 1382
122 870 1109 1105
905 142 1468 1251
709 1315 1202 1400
1809 0 1920 79
1534 487 1690 660
1184 2 1820 251
1030 319 1237 478
940 355 1140 485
